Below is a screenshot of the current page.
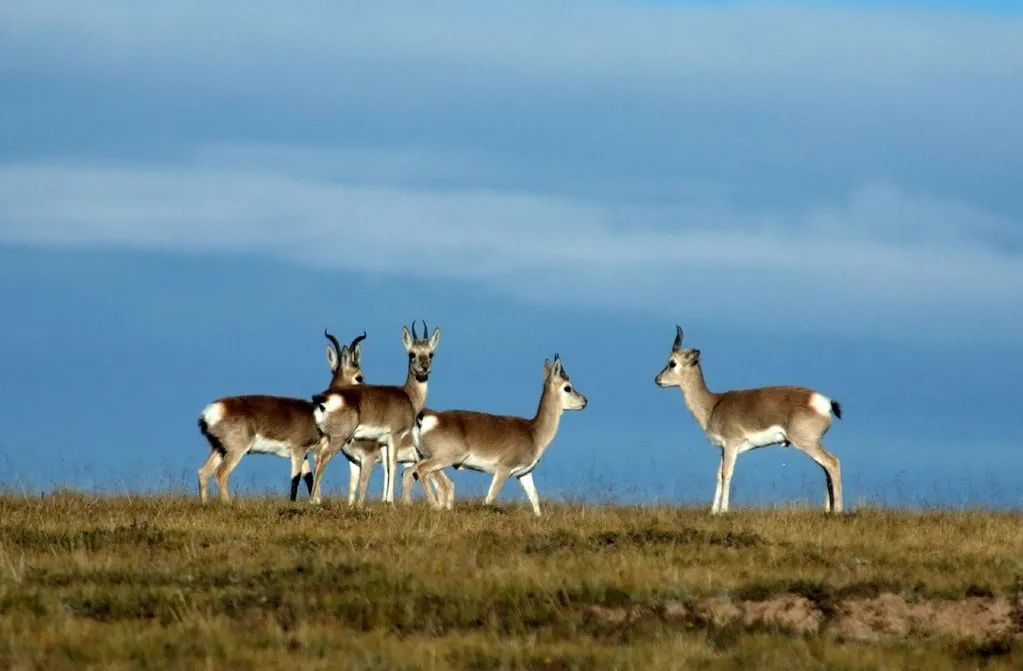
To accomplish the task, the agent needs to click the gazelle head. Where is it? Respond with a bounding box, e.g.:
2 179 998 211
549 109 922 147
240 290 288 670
325 330 366 386
655 325 701 388
402 320 440 383
545 354 588 410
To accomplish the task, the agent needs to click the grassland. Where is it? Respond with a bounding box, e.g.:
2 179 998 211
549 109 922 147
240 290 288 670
1 493 1021 670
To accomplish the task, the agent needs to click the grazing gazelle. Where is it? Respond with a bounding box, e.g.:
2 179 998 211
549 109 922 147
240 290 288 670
655 325 843 514
310 321 440 505
404 354 587 516
196 330 365 504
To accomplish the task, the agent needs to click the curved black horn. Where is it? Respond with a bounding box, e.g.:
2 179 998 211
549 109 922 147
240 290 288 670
672 325 684 351
348 331 367 350
410 320 418 340
421 319 429 338
324 329 343 355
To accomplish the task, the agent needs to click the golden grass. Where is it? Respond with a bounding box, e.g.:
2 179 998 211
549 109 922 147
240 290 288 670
1 493 1021 669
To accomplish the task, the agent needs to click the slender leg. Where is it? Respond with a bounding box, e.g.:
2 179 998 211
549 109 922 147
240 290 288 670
518 472 541 516
485 468 510 507
401 464 417 504
716 447 738 514
198 450 223 504
357 452 377 506
408 458 452 508
429 471 453 509
301 458 313 496
310 440 342 505
711 453 724 514
437 471 455 510
347 460 362 506
214 450 246 503
797 441 843 513
289 450 305 502
382 434 398 503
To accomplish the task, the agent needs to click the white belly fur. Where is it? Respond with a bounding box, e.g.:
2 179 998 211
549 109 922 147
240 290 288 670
248 435 293 459
739 425 788 452
352 425 389 442
458 453 501 473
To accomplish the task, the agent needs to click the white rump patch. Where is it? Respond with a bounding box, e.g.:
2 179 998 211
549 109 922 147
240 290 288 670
419 415 439 434
249 435 292 459
323 394 346 413
809 393 832 417
314 394 345 426
202 402 225 427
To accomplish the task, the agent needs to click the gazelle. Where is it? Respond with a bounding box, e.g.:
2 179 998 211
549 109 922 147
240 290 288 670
404 355 587 516
196 330 365 504
310 321 440 505
655 325 843 514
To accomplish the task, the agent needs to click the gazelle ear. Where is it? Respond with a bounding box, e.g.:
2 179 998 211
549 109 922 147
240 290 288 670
429 327 441 349
543 358 553 378
352 342 362 365
401 326 413 350
326 346 339 372
551 354 563 378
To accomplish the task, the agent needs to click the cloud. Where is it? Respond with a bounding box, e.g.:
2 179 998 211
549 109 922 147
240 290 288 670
2 2 1021 214
1 3 1020 342
2 156 1020 342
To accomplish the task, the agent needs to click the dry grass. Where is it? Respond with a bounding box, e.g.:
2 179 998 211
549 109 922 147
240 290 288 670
1 493 1022 669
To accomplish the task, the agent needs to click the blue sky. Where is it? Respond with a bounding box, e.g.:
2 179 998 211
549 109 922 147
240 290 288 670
1 1 1021 507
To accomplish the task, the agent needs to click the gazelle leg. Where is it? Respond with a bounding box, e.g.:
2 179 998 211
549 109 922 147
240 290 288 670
289 450 305 502
198 450 222 504
436 470 455 510
518 472 541 516
310 440 343 505
381 434 398 503
347 460 361 506
796 440 843 513
357 453 377 506
711 453 724 514
401 464 418 504
214 449 246 504
485 468 510 507
716 447 738 514
301 457 313 496
408 458 450 508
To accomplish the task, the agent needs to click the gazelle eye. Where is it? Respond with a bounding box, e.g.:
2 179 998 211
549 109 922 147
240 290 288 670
429 353 434 359
669 361 677 368
563 385 572 392
317 403 326 412
355 375 364 383
408 352 415 360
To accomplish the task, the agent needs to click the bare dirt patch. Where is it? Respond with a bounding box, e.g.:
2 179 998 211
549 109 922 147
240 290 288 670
587 593 1019 642
833 594 1015 642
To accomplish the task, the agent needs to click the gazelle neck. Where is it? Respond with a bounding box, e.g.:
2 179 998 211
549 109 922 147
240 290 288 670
403 369 428 414
530 384 563 453
679 364 718 430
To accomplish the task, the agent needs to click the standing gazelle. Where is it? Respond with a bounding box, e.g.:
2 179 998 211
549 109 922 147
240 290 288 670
655 326 843 514
310 321 440 505
197 330 365 503
404 355 587 516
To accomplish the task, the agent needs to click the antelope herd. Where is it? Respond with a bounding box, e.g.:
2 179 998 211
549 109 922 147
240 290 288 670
199 322 843 515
